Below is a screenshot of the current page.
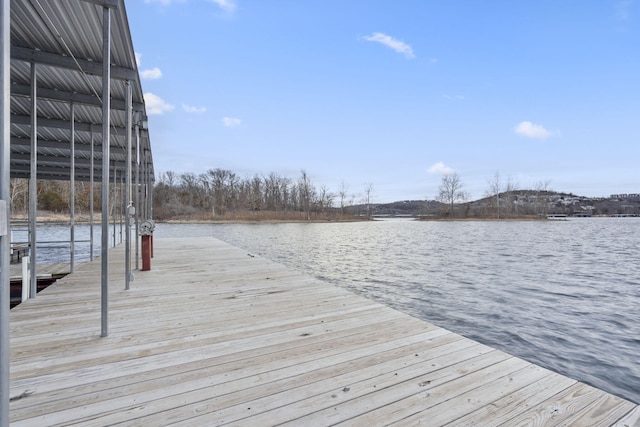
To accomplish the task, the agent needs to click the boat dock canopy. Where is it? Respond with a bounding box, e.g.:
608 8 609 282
9 0 153 182
2 1 154 422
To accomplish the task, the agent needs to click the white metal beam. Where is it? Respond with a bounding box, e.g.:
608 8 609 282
0 0 10 422
11 45 137 81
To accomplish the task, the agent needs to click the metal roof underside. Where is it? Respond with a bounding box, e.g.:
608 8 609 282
9 0 153 182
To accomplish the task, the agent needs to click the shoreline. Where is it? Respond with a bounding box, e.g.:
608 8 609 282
9 212 633 226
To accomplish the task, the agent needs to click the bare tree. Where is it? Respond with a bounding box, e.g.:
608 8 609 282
280 177 292 212
9 178 29 216
534 180 552 216
486 171 502 219
164 171 177 187
298 170 315 220
338 181 348 217
363 182 374 219
317 185 334 213
250 175 263 211
205 168 237 217
437 173 466 219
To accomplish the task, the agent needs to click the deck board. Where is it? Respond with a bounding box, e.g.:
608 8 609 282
10 262 70 280
9 237 639 426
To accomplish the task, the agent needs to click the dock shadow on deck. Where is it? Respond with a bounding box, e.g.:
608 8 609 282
9 237 640 426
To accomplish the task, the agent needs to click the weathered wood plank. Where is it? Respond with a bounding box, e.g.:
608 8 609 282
12 329 457 424
441 370 577 426
157 338 488 427
39 331 467 426
561 393 638 427
613 405 640 427
390 365 555 426
499 382 610 426
10 262 70 279
273 352 521 426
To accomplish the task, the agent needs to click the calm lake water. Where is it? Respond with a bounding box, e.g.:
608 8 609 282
21 218 640 404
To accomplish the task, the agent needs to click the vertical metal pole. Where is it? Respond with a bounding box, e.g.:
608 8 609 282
134 125 140 270
21 256 29 303
29 62 37 298
69 102 75 273
144 151 150 218
139 155 144 221
112 166 116 247
141 151 146 220
101 5 111 338
125 81 132 289
119 173 123 243
1 0 11 421
149 156 153 220
89 129 94 261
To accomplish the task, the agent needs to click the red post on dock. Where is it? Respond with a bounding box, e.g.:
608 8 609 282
142 235 151 271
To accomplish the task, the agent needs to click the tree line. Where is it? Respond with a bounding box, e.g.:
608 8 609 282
153 169 366 221
15 167 622 221
9 177 147 222
8 169 372 221
10 179 100 217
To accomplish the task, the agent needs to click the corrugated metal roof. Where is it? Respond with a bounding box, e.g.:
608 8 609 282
8 0 153 182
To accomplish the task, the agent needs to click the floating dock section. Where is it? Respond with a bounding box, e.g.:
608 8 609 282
9 238 640 425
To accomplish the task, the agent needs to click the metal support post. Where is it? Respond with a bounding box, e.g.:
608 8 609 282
29 62 37 298
70 102 75 273
134 124 140 270
147 153 153 219
112 166 117 247
119 173 123 244
21 256 30 303
100 5 111 338
142 153 148 219
89 130 94 261
125 80 132 289
1 0 11 420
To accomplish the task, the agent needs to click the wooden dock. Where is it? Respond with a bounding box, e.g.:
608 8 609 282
9 262 71 281
9 262 71 308
9 237 640 426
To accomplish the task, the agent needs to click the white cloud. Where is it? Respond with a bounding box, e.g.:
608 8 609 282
144 93 174 115
222 117 242 127
141 67 163 80
183 104 207 114
514 121 552 139
136 53 162 80
209 0 237 12
442 94 465 100
428 162 455 175
362 32 415 59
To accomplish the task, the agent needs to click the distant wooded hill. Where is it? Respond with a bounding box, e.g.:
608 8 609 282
360 191 640 219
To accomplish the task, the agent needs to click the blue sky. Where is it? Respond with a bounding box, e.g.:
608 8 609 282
128 0 639 203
